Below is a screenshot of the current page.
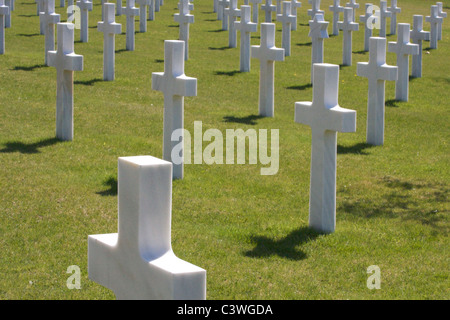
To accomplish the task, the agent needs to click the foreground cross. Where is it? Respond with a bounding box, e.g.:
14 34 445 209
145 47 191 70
136 0 150 32
388 23 419 102
98 3 121 81
357 37 397 146
329 0 343 36
122 0 139 51
88 156 206 299
308 13 328 83
152 41 197 180
225 0 241 48
437 2 447 41
337 7 358 66
234 5 257 72
252 23 285 117
295 63 356 234
48 23 83 141
359 3 373 52
410 15 429 78
378 1 391 37
76 0 93 42
277 1 295 56
174 0 194 60
426 5 443 49
261 0 276 22
41 0 60 66
0 0 9 55
387 0 400 35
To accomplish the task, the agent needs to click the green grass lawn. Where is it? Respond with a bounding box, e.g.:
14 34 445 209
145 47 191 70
0 0 448 299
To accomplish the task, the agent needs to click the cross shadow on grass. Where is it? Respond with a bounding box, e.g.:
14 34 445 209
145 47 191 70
244 227 323 261
296 41 312 47
96 176 118 196
208 46 232 51
223 114 264 125
74 78 103 86
0 137 61 154
337 142 375 155
286 83 312 91
353 50 368 55
11 64 47 71
214 70 241 76
385 99 402 108
17 32 41 36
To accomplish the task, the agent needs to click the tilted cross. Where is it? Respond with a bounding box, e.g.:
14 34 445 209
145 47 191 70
410 15 429 78
295 63 356 233
174 0 194 60
277 1 295 56
337 7 358 66
308 13 328 83
40 0 60 65
47 23 83 141
234 4 257 72
88 156 206 299
329 0 344 36
357 37 398 146
98 3 121 81
152 41 197 180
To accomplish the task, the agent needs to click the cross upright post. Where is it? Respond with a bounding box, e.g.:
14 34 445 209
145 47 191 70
436 2 447 40
76 0 93 42
249 0 262 23
426 5 443 49
251 23 285 117
379 1 391 37
4 0 10 28
294 63 356 234
329 0 344 36
359 3 373 52
122 0 139 51
174 0 194 60
261 0 276 22
40 0 60 66
387 0 401 35
277 1 295 56
345 0 359 22
0 0 9 55
219 0 230 29
47 23 83 141
88 156 206 299
136 0 150 32
289 0 301 31
307 0 324 20
357 37 398 146
388 23 419 102
225 0 241 48
234 5 257 72
152 41 197 180
410 15 429 78
308 13 328 83
337 7 358 66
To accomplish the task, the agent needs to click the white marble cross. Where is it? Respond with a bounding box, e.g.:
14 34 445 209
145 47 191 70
277 1 295 56
225 0 241 48
251 23 284 117
437 2 447 41
276 0 282 14
388 23 419 102
41 0 60 66
337 7 358 66
290 0 301 31
76 0 92 42
345 0 359 22
152 41 197 180
148 0 155 21
218 0 229 29
48 23 83 141
36 0 44 16
98 3 121 81
88 156 206 299
378 1 391 37
308 13 328 83
0 0 9 55
294 63 356 234
426 5 443 49
174 0 194 60
36 0 45 34
307 0 324 20
359 3 373 52
4 0 10 27
116 0 122 15
387 0 400 35
357 37 397 146
249 0 262 23
177 0 193 12
261 0 276 22
410 15 429 78
235 5 257 72
136 0 150 32
122 0 139 51
329 0 344 36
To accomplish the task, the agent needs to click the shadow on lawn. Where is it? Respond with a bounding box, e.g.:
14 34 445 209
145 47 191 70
0 137 61 154
96 176 118 196
74 78 103 86
11 64 47 71
337 142 375 155
223 114 264 125
244 227 323 261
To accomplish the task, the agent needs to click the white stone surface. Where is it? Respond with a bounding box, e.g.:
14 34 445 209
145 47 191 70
357 37 397 146
4 0 10 28
122 0 139 51
76 0 92 42
136 0 150 32
148 0 154 21
47 23 83 141
437 2 447 41
174 0 194 60
289 0 301 30
251 23 284 117
261 0 276 22
307 0 324 20
218 0 229 29
36 0 45 34
249 0 262 23
116 0 122 15
378 1 391 37
98 3 121 81
329 0 343 36
410 15 429 78
277 1 295 56
345 0 359 21
308 13 328 83
388 23 419 102
88 156 206 299
152 41 197 180
234 5 257 72
426 5 443 49
276 0 282 14
359 3 373 52
41 0 60 66
337 7 358 66
294 63 356 234
0 0 9 55
387 0 400 35
224 0 240 48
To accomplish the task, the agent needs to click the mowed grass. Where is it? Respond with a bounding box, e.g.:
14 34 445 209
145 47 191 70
0 0 448 300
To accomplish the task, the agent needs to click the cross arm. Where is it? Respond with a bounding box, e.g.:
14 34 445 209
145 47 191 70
40 12 61 24
64 53 84 72
0 4 9 15
98 21 122 34
234 20 257 32
174 13 194 24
